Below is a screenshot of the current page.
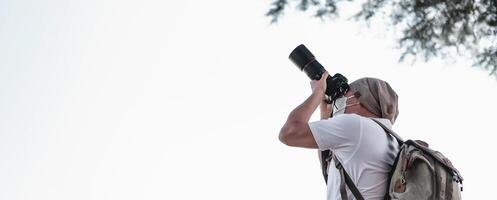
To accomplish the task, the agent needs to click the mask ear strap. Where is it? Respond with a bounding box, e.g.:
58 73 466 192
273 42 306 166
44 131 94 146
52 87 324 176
347 91 362 108
345 102 361 108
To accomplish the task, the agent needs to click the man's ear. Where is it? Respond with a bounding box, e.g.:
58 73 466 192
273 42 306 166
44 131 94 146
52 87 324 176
353 91 361 98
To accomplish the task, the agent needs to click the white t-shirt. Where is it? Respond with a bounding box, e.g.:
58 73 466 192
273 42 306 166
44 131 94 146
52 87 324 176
309 114 399 200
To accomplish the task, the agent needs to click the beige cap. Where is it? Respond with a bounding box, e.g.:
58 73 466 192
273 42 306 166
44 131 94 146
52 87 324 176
349 77 399 124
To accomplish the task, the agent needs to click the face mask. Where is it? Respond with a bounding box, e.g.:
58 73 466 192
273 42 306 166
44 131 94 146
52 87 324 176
332 95 360 116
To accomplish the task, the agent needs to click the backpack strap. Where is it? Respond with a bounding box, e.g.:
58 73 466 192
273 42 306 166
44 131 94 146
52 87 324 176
320 150 331 183
368 118 403 200
370 118 404 145
329 152 365 200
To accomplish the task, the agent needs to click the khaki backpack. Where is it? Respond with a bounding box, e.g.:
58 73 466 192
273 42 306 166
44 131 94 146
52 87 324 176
320 118 463 200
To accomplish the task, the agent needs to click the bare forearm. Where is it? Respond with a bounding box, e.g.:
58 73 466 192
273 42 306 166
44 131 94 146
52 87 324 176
286 91 325 123
320 102 332 120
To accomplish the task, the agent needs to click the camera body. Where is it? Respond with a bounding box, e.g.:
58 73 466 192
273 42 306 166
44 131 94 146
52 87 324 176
289 44 349 104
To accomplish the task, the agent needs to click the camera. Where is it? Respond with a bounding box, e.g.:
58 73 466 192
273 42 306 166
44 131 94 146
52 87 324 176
288 44 349 104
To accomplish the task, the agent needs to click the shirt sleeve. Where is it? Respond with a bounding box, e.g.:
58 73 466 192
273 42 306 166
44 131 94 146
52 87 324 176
308 114 361 154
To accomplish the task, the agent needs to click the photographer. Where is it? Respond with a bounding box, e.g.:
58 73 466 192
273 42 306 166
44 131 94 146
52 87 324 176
278 72 400 200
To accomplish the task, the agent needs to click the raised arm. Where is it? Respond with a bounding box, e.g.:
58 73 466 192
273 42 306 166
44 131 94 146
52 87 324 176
278 72 328 148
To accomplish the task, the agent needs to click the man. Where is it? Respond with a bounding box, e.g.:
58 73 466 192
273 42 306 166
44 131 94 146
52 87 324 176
279 72 400 200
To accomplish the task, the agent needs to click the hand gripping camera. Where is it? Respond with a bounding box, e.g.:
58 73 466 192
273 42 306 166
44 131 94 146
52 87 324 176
288 44 350 104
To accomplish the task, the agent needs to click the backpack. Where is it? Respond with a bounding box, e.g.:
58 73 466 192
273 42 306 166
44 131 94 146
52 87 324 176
320 118 464 200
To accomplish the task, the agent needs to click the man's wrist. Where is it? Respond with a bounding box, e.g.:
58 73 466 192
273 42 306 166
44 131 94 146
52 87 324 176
312 89 328 103
312 88 326 96
311 90 326 111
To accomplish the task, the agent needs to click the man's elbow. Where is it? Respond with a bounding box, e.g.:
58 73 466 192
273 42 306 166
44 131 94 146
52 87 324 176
279 123 299 146
279 126 291 145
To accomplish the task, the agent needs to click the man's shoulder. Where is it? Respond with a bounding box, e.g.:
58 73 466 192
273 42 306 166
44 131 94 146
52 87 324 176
330 113 363 122
335 114 392 129
309 114 364 151
311 114 362 129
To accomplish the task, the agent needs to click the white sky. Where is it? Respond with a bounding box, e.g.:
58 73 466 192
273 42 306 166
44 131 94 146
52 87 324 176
1 0 496 199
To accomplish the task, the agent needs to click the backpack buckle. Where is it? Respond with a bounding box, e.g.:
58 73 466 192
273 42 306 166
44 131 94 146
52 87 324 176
331 153 343 169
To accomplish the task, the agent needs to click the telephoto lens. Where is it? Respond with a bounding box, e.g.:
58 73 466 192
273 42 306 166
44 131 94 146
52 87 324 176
288 44 349 104
288 44 326 80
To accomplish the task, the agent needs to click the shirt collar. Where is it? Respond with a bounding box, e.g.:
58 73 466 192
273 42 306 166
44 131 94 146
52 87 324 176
372 117 393 129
